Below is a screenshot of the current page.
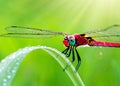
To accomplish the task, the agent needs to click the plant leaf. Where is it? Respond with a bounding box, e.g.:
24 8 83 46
0 46 85 86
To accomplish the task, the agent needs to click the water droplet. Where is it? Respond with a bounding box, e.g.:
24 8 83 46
12 69 16 73
99 52 103 56
1 59 6 63
16 62 19 65
3 82 7 86
17 51 22 55
3 79 7 82
0 69 2 73
9 54 16 59
0 67 4 72
7 75 11 79
13 67 17 72
28 47 36 51
99 46 102 48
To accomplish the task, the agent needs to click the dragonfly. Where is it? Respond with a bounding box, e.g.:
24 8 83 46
1 24 120 71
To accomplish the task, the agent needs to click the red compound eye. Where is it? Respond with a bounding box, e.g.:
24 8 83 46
63 39 69 47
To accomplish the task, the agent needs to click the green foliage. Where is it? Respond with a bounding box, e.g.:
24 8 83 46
0 0 120 86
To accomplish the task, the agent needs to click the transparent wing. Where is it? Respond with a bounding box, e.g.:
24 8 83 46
84 25 120 42
1 26 66 38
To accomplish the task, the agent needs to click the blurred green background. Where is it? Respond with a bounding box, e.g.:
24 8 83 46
0 0 120 86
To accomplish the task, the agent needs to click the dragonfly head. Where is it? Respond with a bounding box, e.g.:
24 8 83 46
68 35 76 46
63 35 76 47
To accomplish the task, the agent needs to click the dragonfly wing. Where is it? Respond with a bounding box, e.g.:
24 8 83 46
1 26 67 38
84 25 120 42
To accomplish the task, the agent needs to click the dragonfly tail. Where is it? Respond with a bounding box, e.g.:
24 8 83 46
91 40 120 47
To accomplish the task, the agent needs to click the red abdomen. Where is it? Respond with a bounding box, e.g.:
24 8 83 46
91 40 120 47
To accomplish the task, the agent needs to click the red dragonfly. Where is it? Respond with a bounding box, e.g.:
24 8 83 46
1 25 120 71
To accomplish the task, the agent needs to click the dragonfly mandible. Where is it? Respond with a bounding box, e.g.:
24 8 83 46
1 24 120 71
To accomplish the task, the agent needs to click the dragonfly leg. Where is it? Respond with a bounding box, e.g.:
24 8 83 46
62 46 72 57
62 46 72 71
66 47 72 57
75 48 81 71
62 46 70 54
71 47 75 63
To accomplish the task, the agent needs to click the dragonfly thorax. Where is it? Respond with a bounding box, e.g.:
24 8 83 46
63 34 89 47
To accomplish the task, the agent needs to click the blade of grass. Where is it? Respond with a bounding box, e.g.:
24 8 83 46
0 46 85 86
